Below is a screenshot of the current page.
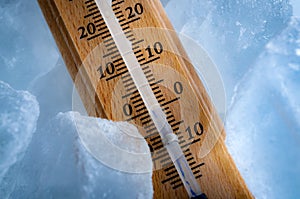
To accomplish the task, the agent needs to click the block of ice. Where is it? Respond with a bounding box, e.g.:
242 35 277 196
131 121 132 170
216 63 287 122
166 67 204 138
164 0 212 31
165 0 292 102
74 113 152 174
291 0 300 16
226 18 300 199
29 58 73 125
1 112 153 199
0 80 39 183
0 0 59 90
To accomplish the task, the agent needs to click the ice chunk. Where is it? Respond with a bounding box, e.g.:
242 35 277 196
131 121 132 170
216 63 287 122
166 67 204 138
1 112 153 199
29 58 73 125
75 113 152 173
0 80 39 183
165 0 292 102
0 0 18 6
165 0 212 31
291 0 300 17
226 18 300 199
160 0 170 7
0 0 59 90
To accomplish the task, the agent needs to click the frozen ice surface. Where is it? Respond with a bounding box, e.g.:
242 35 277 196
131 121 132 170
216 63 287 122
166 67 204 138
226 18 300 199
0 0 59 90
165 0 212 31
160 0 170 7
166 0 292 102
29 58 73 125
291 0 300 16
0 0 300 198
165 1 300 198
0 80 39 183
75 113 152 173
1 112 153 199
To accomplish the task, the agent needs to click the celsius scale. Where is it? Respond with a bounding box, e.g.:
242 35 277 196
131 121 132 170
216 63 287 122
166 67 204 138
38 0 253 198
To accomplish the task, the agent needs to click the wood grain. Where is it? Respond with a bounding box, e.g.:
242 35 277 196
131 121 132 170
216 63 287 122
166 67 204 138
38 0 254 198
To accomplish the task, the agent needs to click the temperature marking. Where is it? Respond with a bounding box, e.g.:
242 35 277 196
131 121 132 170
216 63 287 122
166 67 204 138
112 0 124 7
120 17 141 26
84 0 93 4
39 0 255 198
60 0 214 196
140 57 161 66
84 10 99 18
86 2 96 8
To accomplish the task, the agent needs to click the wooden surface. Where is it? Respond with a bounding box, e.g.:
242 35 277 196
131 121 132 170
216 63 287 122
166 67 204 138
38 0 254 198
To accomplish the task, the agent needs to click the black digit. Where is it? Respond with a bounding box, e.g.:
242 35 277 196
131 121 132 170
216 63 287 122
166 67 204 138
125 7 134 19
123 103 133 116
186 122 204 140
145 45 154 58
78 23 96 39
97 65 105 79
125 3 144 19
87 23 96 35
106 62 115 75
174 82 183 94
154 42 163 54
135 3 143 15
97 62 115 79
146 42 163 58
194 122 204 136
186 126 193 140
78 27 88 39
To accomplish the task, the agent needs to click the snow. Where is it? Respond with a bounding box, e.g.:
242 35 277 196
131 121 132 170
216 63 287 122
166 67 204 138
0 0 59 90
1 112 153 198
74 112 152 173
0 0 300 198
0 80 39 183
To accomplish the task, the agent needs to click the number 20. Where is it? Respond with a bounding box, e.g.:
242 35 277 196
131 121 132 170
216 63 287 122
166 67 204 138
78 23 96 39
125 3 143 19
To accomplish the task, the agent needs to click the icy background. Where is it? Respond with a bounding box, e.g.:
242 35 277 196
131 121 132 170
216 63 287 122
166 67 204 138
0 0 300 198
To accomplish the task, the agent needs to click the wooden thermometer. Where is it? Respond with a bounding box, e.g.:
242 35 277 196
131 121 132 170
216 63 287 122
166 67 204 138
38 0 253 198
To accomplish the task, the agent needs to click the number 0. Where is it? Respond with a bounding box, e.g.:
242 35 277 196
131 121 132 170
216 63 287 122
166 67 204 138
174 82 183 94
123 103 133 116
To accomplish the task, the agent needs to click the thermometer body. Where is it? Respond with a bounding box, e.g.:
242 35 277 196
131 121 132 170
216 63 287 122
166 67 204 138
38 0 253 198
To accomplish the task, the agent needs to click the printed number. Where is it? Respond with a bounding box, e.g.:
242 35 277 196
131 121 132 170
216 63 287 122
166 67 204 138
174 82 183 94
186 122 204 140
125 3 143 19
78 23 96 39
145 42 163 58
123 103 133 116
97 62 115 79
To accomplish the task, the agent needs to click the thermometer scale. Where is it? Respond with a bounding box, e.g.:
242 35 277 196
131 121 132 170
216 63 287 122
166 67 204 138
38 0 253 198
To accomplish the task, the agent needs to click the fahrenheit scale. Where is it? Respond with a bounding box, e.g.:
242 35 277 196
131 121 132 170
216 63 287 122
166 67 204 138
38 0 253 198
